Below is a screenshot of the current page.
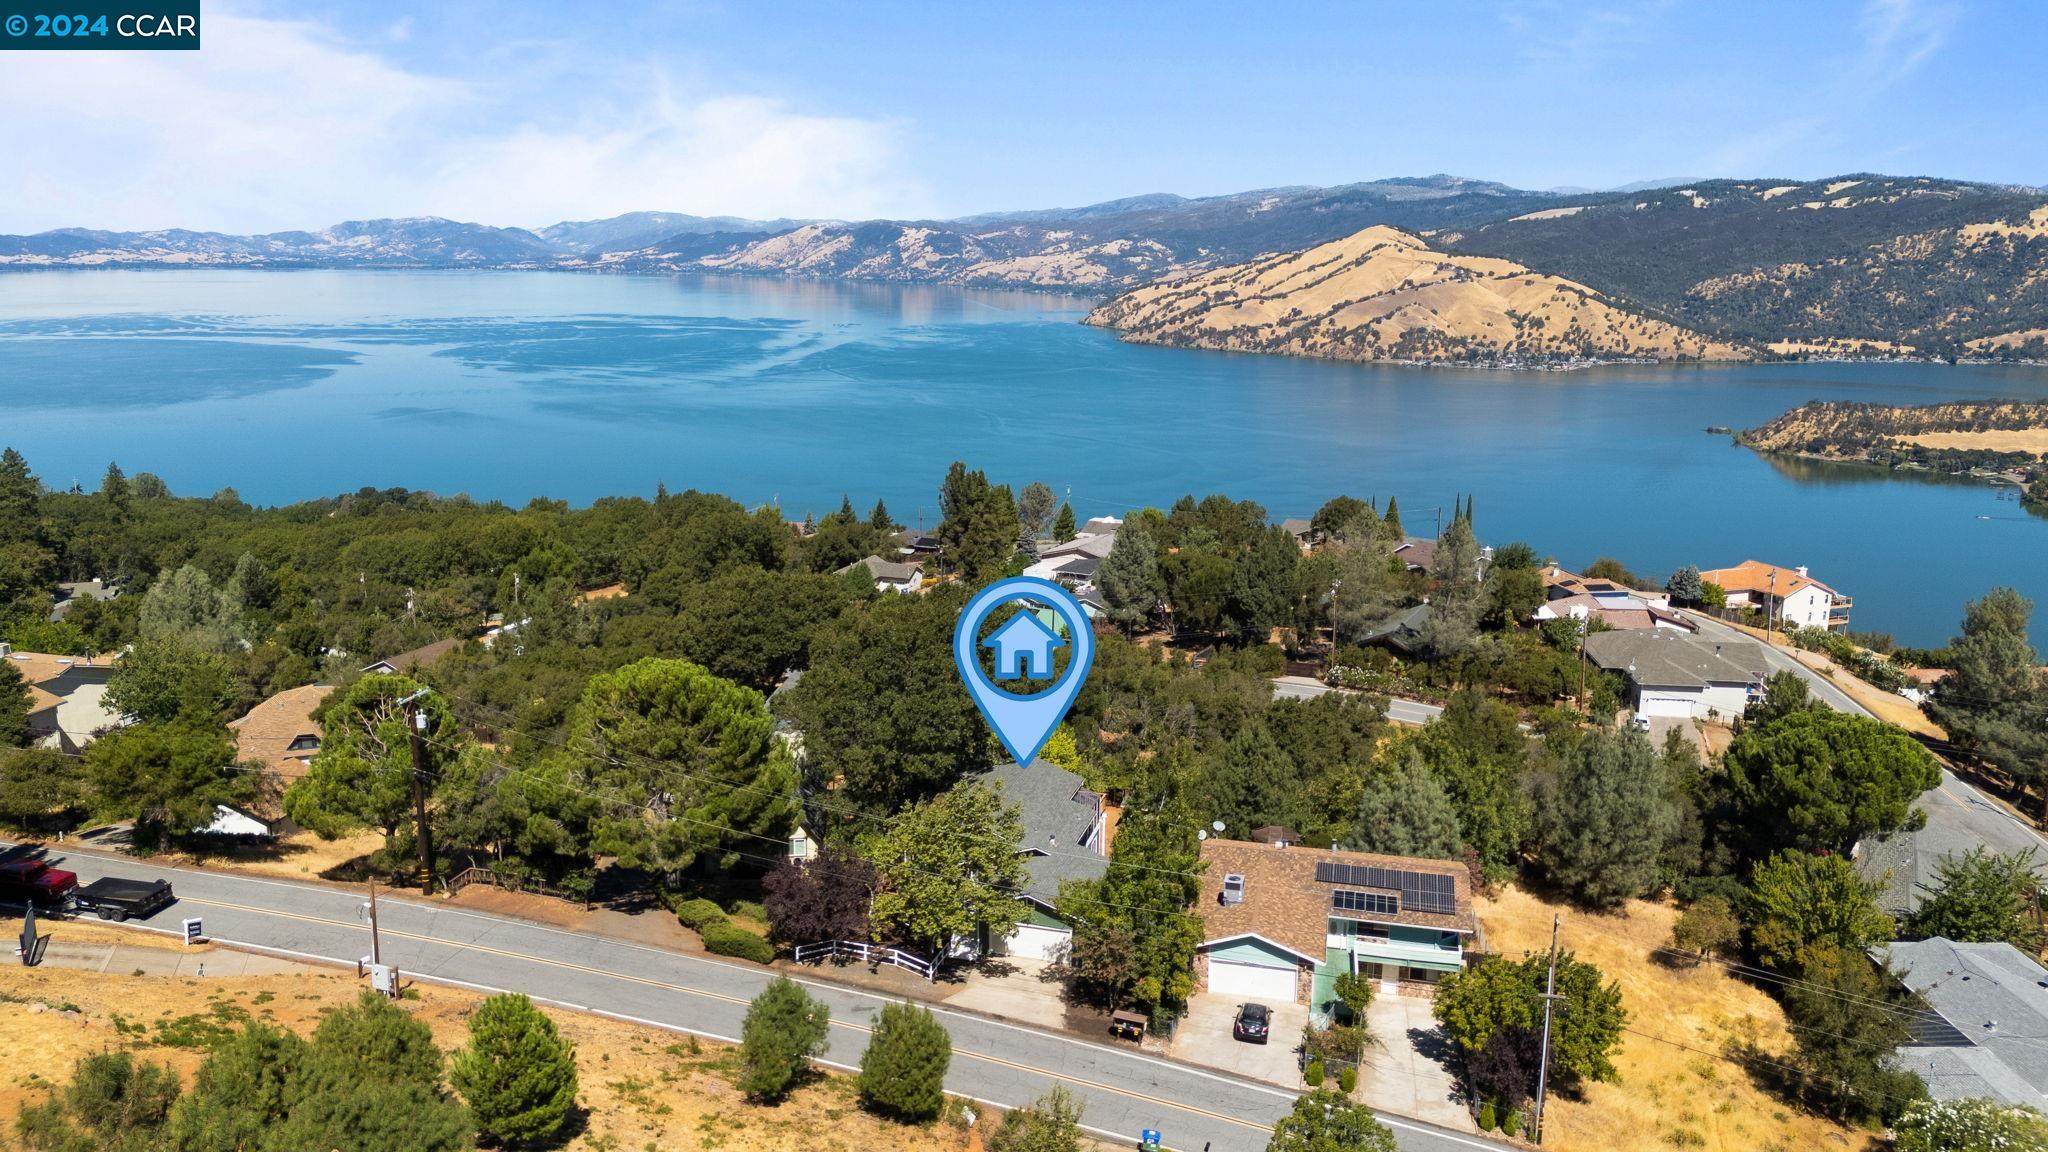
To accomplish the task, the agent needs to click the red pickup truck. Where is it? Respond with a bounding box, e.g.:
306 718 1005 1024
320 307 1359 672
0 858 80 908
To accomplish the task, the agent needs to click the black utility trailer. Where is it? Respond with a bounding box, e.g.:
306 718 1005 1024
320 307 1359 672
71 877 176 922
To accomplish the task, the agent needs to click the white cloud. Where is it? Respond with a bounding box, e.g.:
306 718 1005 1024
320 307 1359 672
0 9 924 233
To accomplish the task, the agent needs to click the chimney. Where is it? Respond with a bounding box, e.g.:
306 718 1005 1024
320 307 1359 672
1796 566 1809 578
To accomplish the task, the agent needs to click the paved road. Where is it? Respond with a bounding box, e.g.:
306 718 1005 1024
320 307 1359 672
10 844 1510 1152
1272 677 1445 726
1678 610 2048 861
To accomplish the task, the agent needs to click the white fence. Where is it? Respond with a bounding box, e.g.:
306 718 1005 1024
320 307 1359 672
793 939 936 981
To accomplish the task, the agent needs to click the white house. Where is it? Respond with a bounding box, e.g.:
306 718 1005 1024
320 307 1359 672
1697 561 1851 631
1583 630 1771 720
1532 566 1694 632
1 645 124 754
1023 518 1120 618
968 759 1110 962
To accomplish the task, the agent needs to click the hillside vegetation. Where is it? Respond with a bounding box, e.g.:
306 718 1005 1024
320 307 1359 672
1085 225 1749 365
1443 177 2048 356
1741 399 2048 501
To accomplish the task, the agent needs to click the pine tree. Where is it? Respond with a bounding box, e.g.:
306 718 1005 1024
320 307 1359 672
868 499 896 533
738 977 831 1102
1351 747 1463 859
99 461 130 508
833 495 858 525
1532 728 1678 907
1382 495 1402 537
857 1001 951 1122
1051 503 1076 542
450 993 579 1148
1096 518 1160 630
0 660 32 748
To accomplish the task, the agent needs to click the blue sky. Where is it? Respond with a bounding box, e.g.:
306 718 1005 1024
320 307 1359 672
3 0 2040 232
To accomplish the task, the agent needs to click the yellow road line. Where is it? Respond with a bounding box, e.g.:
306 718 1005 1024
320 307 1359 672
182 897 1266 1131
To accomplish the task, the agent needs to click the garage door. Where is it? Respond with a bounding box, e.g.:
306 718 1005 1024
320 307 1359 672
1207 959 1297 1001
1637 692 1697 718
1003 923 1072 962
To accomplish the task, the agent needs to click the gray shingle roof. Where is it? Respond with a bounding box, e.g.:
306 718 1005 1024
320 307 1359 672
835 555 922 583
1878 938 2048 1107
1582 629 1770 689
973 759 1108 906
1856 782 2048 918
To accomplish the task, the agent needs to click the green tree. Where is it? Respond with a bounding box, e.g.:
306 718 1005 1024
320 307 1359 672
986 1085 1085 1152
1202 721 1299 836
857 1001 951 1122
1349 746 1463 859
1783 942 1925 1122
1096 517 1161 630
1481 563 1545 629
1382 496 1402 536
1723 709 1939 857
286 674 458 843
14 1051 180 1152
137 564 243 653
1263 1089 1398 1152
672 567 850 691
225 552 277 614
1051 504 1076 543
1051 803 1204 1011
166 1020 310 1152
1668 894 1741 962
104 637 246 726
1433 952 1625 1087
738 977 831 1103
0 659 31 747
782 585 987 813
450 993 579 1148
0 747 86 829
84 723 248 846
311 989 448 1086
1909 847 2046 951
1745 850 1895 971
564 657 796 874
1309 496 1371 544
935 462 1019 584
1930 588 2048 821
868 499 897 533
1532 728 1679 907
1894 1097 2048 1152
1017 482 1058 545
1665 565 1704 604
1744 669 1824 728
1223 524 1300 644
1411 689 1531 872
864 781 1030 959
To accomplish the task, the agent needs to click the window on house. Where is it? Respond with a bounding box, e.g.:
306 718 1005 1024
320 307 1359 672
286 734 320 752
1330 889 1399 916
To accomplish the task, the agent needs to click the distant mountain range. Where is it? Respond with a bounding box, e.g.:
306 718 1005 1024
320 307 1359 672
7 173 2048 363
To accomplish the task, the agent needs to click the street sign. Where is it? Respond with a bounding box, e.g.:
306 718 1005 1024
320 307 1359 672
181 917 203 945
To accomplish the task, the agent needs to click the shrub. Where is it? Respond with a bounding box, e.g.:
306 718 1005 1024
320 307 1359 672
675 897 727 930
857 1002 951 1122
1477 1100 1497 1131
1501 1109 1522 1137
1303 1059 1325 1088
700 919 775 964
738 977 831 1102
1337 1065 1357 1093
449 993 578 1148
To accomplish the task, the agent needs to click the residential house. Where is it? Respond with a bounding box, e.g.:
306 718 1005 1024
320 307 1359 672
1392 537 1436 573
47 578 120 622
1878 937 2048 1108
1356 603 1431 656
1279 518 1314 553
1697 560 1851 631
1 645 123 753
889 529 942 560
1194 839 1477 1012
195 804 282 839
1024 518 1121 617
835 554 925 594
1581 630 1770 720
1533 565 1695 633
228 684 333 785
972 759 1111 961
360 637 463 676
1856 810 2048 921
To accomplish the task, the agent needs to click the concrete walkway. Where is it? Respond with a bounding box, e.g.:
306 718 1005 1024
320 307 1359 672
24 934 306 978
1358 995 1472 1133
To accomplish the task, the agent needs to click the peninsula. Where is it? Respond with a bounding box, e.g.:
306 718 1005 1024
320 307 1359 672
1740 399 2048 508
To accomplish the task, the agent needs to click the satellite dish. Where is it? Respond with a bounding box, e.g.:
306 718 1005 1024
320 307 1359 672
1197 830 1208 841
1211 820 1226 833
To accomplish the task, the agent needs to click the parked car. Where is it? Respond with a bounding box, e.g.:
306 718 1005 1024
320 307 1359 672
0 857 79 909
72 877 176 922
1232 1002 1271 1044
1629 713 1651 732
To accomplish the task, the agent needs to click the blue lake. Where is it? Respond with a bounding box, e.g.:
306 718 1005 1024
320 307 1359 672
2 268 2046 647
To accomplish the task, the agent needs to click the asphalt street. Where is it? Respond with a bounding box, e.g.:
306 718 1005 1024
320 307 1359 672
12 844 1514 1152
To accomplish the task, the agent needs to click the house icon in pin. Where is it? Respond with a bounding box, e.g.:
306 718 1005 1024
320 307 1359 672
982 610 1067 680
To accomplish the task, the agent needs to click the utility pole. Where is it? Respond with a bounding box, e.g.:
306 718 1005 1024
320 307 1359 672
1766 569 1778 643
399 689 437 890
1533 913 1564 1144
367 879 383 966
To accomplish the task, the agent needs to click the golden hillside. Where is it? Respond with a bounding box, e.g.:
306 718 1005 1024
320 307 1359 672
1086 226 1751 365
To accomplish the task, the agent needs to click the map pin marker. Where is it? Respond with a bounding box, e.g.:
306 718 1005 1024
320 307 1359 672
954 576 1096 767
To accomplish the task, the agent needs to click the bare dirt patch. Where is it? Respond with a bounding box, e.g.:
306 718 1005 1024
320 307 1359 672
1476 887 1876 1152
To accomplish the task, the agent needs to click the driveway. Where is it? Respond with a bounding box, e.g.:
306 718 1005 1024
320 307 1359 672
1358 994 1474 1133
946 957 1075 1035
1271 677 1443 726
1171 992 1308 1087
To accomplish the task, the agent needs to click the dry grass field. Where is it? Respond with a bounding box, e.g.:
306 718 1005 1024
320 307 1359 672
1476 887 1879 1152
0 952 976 1152
1901 428 2048 455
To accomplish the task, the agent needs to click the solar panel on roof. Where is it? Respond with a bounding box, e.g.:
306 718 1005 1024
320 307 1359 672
1315 860 1459 914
